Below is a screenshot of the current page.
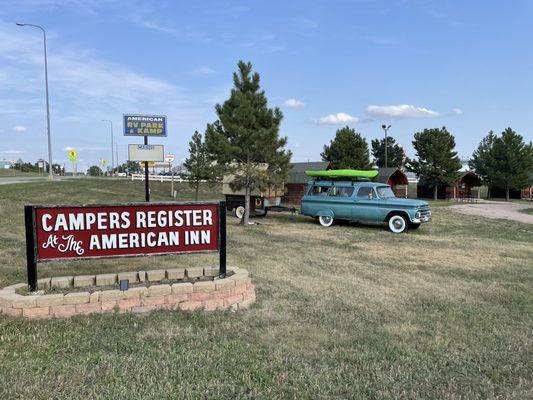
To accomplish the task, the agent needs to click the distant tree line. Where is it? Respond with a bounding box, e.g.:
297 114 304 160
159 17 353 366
180 61 532 212
319 125 532 200
12 161 64 175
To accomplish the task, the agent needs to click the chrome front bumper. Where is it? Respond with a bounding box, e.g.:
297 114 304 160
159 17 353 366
412 210 432 223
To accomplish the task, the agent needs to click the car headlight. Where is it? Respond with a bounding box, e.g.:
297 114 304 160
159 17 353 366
415 211 421 218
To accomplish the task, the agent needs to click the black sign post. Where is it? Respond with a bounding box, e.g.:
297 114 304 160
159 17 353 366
24 205 38 292
218 201 227 277
144 135 150 202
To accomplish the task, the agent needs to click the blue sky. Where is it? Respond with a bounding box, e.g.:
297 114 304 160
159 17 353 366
1 0 532 172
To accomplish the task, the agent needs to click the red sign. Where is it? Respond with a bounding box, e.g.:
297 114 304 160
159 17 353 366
32 203 219 261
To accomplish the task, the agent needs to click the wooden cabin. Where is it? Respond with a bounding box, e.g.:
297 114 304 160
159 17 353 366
521 172 533 200
446 171 482 199
281 161 331 206
417 171 482 200
375 168 409 198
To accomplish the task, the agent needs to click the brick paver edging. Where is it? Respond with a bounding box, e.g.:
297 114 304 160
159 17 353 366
0 267 255 319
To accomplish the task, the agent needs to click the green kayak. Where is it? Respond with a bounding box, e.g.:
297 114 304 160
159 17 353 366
305 169 379 179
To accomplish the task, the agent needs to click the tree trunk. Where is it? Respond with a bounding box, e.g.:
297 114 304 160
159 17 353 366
242 186 250 226
433 185 438 201
194 183 199 201
505 186 510 202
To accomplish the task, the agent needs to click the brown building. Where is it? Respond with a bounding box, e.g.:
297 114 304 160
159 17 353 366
281 161 331 206
417 171 482 200
521 172 533 200
375 168 409 198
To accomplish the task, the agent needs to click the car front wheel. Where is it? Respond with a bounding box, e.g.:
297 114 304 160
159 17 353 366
318 215 334 227
388 214 408 233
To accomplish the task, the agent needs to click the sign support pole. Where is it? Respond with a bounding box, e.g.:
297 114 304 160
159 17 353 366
144 135 150 202
24 206 37 292
170 169 174 198
219 201 227 277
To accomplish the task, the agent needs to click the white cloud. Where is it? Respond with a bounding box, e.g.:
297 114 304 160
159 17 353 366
283 99 305 109
63 146 108 152
191 66 216 75
315 112 358 125
12 125 26 132
0 149 25 154
452 108 463 115
0 21 180 110
366 104 440 119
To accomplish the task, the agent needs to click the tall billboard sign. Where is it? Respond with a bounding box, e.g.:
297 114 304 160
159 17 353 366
124 114 168 202
123 114 167 137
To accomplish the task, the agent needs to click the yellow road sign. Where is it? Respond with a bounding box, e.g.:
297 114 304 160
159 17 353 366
100 159 107 167
68 150 77 162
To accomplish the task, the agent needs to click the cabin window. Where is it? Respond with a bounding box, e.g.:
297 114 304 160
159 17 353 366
356 187 373 198
327 186 354 197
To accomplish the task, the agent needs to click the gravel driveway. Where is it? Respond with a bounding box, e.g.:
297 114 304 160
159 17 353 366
450 201 533 224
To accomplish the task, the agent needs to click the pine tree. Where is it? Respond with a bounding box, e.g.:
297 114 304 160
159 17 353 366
182 130 215 201
371 136 406 168
469 131 496 198
487 128 532 201
321 126 370 169
407 127 461 200
205 61 292 225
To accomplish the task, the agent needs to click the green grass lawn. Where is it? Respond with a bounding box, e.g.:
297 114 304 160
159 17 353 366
519 208 533 215
0 179 532 399
0 169 42 177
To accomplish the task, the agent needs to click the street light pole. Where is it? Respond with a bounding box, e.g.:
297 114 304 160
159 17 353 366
381 124 391 169
17 22 53 180
102 120 114 174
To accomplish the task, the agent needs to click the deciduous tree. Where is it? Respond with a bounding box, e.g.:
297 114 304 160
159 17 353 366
87 165 102 176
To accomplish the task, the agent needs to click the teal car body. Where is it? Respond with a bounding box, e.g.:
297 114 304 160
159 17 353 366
301 180 431 232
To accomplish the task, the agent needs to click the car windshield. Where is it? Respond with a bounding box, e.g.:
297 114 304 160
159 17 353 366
376 186 396 198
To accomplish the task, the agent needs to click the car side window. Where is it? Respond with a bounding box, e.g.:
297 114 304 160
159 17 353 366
309 186 328 196
356 187 372 198
328 186 354 197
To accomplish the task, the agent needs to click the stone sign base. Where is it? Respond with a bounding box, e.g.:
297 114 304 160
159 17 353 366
0 267 255 319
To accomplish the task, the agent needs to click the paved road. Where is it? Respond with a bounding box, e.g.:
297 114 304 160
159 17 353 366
0 176 67 185
451 201 533 224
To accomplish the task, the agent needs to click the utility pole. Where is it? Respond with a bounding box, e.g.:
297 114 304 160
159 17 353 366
17 23 53 181
102 120 114 174
381 124 391 169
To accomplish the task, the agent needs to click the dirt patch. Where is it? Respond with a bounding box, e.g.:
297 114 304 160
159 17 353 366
450 201 533 224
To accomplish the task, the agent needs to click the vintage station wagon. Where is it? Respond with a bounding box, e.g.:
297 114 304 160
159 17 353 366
301 180 432 233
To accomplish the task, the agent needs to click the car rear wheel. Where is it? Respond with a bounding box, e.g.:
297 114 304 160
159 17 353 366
255 209 268 217
234 206 245 219
318 215 334 227
388 214 408 233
